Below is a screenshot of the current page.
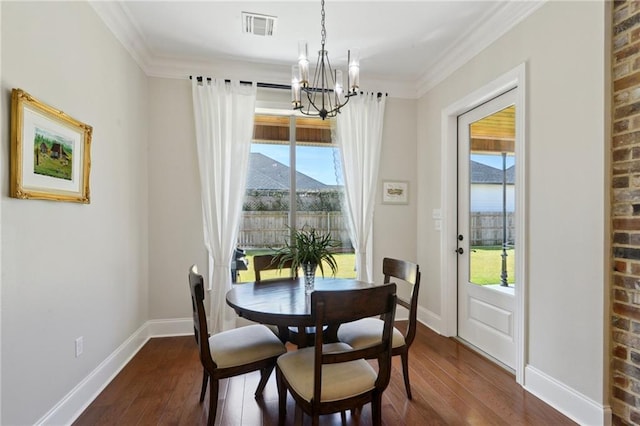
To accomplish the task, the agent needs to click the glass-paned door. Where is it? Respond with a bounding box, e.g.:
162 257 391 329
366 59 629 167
457 90 517 369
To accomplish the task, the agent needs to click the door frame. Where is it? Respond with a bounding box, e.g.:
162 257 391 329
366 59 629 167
440 63 526 384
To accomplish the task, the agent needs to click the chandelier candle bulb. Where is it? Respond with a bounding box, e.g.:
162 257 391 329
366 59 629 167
298 40 310 86
291 65 301 106
335 69 344 97
348 49 360 93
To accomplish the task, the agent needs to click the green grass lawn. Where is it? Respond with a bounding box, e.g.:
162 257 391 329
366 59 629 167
470 246 515 285
235 247 514 285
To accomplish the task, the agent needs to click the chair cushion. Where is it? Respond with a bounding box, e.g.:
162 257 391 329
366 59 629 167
277 342 377 402
337 317 405 350
235 316 279 336
209 324 286 369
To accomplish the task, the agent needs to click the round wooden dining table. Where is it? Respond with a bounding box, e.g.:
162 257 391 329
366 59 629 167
226 277 375 345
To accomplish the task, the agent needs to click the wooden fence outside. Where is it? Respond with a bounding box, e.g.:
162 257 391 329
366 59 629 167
469 212 515 246
238 211 351 249
238 211 514 248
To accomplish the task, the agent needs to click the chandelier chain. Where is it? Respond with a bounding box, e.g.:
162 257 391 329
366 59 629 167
320 0 326 46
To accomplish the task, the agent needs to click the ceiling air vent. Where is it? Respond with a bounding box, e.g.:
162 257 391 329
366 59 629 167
242 12 277 37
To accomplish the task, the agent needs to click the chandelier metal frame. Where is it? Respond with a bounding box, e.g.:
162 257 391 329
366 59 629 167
291 0 359 120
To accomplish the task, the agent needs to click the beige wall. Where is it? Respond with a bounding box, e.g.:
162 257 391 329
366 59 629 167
148 78 206 319
374 97 419 281
1 2 149 424
417 0 608 414
147 78 418 319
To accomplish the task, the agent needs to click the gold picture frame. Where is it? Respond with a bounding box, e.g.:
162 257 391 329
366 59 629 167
10 89 92 203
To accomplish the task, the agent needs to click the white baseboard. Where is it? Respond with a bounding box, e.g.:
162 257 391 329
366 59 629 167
146 317 193 337
36 323 151 425
417 305 442 334
36 318 192 426
524 365 611 426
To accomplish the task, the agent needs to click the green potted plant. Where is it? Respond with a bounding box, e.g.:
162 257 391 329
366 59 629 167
274 225 340 293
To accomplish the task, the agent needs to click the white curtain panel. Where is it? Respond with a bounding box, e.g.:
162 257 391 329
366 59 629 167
334 92 386 283
191 78 257 333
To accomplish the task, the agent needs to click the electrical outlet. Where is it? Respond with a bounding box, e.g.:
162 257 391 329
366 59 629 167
75 337 84 357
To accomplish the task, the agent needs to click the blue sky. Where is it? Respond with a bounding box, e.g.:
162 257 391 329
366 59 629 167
472 153 515 169
251 143 514 185
251 143 342 185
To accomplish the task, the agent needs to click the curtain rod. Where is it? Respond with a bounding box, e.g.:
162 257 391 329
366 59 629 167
188 75 387 98
189 75 289 90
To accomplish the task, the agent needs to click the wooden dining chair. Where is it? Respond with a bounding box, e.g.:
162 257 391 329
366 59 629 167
337 257 421 399
188 265 287 426
253 254 298 282
276 283 397 426
254 253 317 346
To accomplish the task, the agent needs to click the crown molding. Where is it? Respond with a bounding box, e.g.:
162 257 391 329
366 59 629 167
145 55 292 85
91 1 544 100
416 0 546 96
89 1 154 72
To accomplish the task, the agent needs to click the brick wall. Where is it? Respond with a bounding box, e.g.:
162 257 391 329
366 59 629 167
613 1 640 424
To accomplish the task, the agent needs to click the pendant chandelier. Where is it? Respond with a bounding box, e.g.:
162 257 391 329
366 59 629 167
291 0 359 120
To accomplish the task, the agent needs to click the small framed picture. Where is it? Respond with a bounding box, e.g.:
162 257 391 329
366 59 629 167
10 89 92 203
382 180 409 204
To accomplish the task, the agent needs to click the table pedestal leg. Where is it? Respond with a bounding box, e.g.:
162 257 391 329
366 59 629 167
276 325 290 344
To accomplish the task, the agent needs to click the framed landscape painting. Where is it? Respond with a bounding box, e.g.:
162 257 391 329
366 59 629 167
10 89 92 203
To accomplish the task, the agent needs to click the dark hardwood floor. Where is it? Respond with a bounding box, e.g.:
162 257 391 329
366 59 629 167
73 323 576 425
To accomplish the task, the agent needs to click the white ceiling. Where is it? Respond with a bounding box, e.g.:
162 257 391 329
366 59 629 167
91 1 544 97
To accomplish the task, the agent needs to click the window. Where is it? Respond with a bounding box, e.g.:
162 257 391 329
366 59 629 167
234 115 355 283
